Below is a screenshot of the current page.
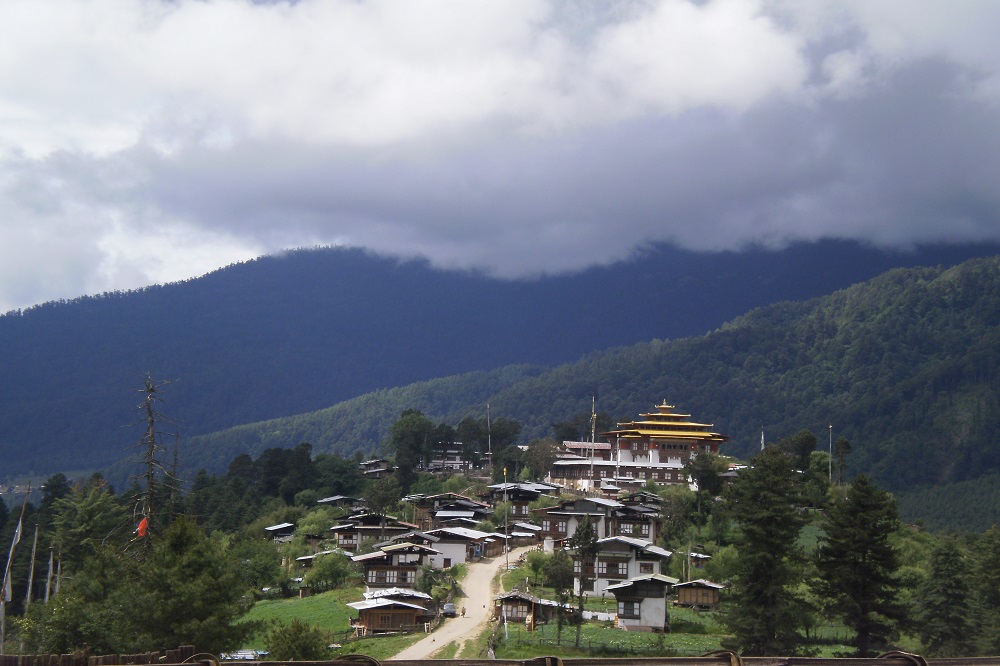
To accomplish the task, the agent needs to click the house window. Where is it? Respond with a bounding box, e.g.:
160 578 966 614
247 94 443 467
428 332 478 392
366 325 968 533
597 561 607 575
640 524 650 536
556 521 567 534
504 603 528 620
443 558 452 568
378 614 392 627
618 601 639 619
639 562 654 574
573 560 581 574
542 519 551 532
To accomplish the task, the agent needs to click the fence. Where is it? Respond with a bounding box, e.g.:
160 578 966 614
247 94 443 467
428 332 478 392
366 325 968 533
0 645 196 666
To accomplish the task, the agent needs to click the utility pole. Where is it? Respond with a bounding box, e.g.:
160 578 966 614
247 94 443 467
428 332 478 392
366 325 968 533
828 424 833 483
487 403 492 470
503 467 509 574
589 396 596 493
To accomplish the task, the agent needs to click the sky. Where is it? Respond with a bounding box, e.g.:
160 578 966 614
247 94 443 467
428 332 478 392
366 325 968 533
1 0 999 313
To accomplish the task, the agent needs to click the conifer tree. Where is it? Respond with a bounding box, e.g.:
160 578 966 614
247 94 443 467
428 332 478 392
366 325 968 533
917 536 972 656
972 526 1000 654
721 446 809 655
814 475 905 656
544 549 573 646
568 514 599 647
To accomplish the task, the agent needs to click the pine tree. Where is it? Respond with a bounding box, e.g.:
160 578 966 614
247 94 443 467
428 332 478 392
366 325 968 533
971 526 1000 654
568 514 599 647
916 536 972 657
814 475 905 656
721 446 809 655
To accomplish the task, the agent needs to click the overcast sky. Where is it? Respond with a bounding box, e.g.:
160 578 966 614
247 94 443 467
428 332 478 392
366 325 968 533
1 0 999 312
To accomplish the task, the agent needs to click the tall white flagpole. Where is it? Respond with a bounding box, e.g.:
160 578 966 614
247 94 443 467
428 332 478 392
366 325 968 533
24 525 38 608
44 548 54 603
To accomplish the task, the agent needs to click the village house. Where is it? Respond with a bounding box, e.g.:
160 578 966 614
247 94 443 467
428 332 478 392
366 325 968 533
606 573 679 632
374 530 441 550
674 579 725 608
352 541 440 589
532 496 660 545
316 494 365 510
404 493 493 532
359 458 394 480
329 512 419 554
424 526 503 567
294 549 341 570
548 402 728 491
482 481 561 522
493 589 576 626
348 587 436 635
425 446 473 471
571 535 672 596
263 522 295 543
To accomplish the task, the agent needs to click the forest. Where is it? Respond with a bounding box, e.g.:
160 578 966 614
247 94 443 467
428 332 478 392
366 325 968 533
179 257 1000 531
0 241 995 478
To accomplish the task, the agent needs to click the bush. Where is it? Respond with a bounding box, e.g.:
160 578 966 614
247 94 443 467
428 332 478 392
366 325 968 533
264 619 331 661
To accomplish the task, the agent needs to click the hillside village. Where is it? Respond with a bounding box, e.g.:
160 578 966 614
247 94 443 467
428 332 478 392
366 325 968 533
267 401 729 636
7 394 1000 660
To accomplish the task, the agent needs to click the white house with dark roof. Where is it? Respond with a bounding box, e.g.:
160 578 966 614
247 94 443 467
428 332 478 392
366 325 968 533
532 496 660 545
605 573 679 631
571 536 673 596
351 542 440 589
424 526 502 566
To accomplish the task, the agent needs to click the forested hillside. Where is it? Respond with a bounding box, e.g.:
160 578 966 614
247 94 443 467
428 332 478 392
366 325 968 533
181 258 1000 529
3 240 992 478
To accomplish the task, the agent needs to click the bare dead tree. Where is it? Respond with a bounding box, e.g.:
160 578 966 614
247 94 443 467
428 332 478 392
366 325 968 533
128 373 180 548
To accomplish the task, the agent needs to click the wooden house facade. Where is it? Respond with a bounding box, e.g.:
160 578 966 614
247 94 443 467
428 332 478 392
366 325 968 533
674 579 725 608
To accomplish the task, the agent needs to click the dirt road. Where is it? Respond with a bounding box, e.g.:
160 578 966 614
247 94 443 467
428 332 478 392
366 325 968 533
386 546 534 661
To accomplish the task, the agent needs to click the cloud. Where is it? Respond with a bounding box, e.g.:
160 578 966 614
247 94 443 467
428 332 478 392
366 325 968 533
1 0 999 311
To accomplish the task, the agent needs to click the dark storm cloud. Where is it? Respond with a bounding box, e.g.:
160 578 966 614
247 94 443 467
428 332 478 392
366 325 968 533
1 1 999 309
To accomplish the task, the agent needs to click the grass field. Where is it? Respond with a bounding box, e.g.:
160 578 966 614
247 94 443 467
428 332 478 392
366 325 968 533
238 553 914 660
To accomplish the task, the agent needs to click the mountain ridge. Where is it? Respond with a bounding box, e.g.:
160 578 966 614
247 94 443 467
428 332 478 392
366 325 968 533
176 256 1000 533
2 240 998 479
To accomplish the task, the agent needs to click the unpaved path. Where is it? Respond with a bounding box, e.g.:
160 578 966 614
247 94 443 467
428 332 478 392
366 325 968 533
386 546 534 661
